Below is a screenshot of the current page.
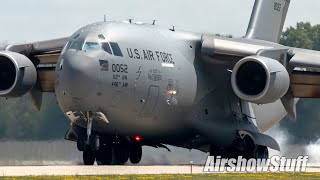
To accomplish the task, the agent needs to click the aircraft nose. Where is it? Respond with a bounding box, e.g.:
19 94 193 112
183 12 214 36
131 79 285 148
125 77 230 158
60 51 98 99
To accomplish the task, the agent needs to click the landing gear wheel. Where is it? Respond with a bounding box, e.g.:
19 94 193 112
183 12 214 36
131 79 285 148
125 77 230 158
89 133 100 152
130 144 142 164
96 145 112 165
77 135 86 152
243 136 255 159
254 145 269 159
113 143 129 165
83 148 95 165
209 144 224 164
209 144 222 157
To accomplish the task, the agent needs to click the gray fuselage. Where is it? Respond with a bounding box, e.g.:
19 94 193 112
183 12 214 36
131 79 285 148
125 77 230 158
55 21 285 149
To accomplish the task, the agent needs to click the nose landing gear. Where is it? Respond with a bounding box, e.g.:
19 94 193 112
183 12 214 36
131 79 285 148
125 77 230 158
83 147 96 165
79 132 101 165
85 112 101 152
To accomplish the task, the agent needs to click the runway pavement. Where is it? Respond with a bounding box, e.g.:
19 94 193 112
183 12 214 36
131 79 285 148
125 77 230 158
0 165 203 176
0 165 320 176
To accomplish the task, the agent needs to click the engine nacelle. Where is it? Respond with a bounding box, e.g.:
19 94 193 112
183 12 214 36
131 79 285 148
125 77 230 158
231 55 290 104
0 51 37 98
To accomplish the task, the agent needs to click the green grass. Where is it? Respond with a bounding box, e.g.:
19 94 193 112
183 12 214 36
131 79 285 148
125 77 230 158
2 173 320 180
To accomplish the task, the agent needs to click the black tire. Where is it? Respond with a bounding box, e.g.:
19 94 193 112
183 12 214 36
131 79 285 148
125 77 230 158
209 144 224 165
96 145 112 165
209 144 221 157
83 148 95 165
77 135 86 152
113 143 129 165
130 144 142 164
90 134 100 152
254 146 269 159
243 136 255 159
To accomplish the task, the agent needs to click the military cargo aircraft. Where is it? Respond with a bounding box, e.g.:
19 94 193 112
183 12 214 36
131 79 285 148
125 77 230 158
1 0 319 165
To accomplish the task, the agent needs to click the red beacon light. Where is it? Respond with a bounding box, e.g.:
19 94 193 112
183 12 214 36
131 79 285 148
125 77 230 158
134 135 141 142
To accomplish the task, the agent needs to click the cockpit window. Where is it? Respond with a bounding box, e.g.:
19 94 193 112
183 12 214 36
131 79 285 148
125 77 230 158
101 43 112 54
68 41 83 51
83 42 100 51
110 42 123 57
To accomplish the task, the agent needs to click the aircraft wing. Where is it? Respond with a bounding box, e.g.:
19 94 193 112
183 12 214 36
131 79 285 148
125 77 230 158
288 49 320 98
201 35 320 99
2 37 69 110
6 37 69 92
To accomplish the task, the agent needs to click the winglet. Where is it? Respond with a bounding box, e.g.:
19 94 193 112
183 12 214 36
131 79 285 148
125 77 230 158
245 0 291 43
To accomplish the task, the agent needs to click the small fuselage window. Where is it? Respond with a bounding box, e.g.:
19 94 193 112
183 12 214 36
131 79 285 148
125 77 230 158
83 42 100 51
98 34 106 40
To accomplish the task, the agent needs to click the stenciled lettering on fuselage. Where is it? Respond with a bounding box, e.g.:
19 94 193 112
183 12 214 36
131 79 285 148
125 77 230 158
126 48 174 64
111 63 129 88
274 2 282 12
148 69 162 82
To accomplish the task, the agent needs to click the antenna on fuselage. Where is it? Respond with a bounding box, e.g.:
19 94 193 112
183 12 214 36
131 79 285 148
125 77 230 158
152 20 156 25
170 25 175 31
104 15 106 22
128 19 133 24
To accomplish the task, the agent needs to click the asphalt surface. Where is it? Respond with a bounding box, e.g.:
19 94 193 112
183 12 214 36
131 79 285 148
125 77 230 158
0 165 320 176
0 165 203 176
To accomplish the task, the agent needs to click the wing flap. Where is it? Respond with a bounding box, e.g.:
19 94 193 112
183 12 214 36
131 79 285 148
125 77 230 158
34 54 61 64
37 67 56 92
291 71 320 98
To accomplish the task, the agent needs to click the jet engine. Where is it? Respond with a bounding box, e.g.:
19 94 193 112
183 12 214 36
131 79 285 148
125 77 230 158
231 55 290 104
0 51 37 98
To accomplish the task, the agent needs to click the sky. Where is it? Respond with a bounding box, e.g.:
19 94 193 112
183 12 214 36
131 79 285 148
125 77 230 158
1 0 320 43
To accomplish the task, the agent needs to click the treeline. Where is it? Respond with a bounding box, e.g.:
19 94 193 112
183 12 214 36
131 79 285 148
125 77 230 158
0 94 69 140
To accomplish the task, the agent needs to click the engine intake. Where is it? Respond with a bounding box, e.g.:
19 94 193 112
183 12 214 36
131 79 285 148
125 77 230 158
0 51 37 98
231 55 290 104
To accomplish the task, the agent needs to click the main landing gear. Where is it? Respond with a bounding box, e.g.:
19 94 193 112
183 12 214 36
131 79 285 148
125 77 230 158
77 134 143 165
210 135 269 160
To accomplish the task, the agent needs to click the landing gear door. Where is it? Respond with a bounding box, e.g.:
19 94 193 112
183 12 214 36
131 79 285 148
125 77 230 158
139 85 160 117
